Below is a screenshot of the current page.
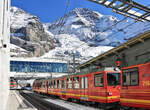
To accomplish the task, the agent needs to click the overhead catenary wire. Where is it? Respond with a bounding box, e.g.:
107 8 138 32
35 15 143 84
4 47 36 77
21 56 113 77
57 0 71 34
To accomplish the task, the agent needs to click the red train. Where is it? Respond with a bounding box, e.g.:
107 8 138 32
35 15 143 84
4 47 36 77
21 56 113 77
33 67 121 109
33 62 150 110
10 79 17 89
120 62 150 110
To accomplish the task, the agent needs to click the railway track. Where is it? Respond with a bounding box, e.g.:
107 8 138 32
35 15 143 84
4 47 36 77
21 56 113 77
19 90 69 110
19 90 120 110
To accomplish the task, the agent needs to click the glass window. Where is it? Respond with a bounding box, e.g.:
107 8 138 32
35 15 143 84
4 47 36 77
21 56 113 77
48 81 51 88
131 71 139 85
107 73 120 86
95 74 104 87
81 77 84 89
10 61 67 73
122 68 139 86
62 80 66 89
85 77 88 89
59 80 61 88
43 81 46 88
73 77 79 89
67 78 72 89
51 81 53 88
81 77 88 89
54 80 57 88
123 72 130 86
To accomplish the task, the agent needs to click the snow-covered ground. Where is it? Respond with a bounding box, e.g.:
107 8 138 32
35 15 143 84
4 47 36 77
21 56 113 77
45 98 100 110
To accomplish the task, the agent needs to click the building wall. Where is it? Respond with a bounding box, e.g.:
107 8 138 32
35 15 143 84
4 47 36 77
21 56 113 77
99 37 150 67
0 0 10 110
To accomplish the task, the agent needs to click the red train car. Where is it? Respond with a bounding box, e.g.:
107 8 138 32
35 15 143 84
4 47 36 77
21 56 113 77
120 62 150 110
10 79 17 89
33 67 121 109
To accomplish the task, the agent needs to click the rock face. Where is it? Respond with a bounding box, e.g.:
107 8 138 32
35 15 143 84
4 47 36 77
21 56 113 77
10 7 55 57
46 8 120 47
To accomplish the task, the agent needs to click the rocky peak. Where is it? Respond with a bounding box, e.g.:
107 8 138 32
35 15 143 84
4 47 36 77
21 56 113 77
10 7 56 57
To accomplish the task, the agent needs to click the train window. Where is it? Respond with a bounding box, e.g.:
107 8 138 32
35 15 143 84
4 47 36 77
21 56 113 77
54 80 57 88
131 70 139 86
40 82 42 87
94 74 104 87
51 81 53 88
81 77 84 89
107 73 120 86
73 77 79 89
123 72 130 86
62 80 66 89
59 80 61 88
123 68 139 86
48 81 51 88
85 77 88 89
42 81 44 88
67 78 72 89
57 80 59 88
44 81 46 88
81 77 88 89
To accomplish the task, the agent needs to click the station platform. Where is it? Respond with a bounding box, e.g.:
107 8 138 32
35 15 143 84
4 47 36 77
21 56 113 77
6 90 37 110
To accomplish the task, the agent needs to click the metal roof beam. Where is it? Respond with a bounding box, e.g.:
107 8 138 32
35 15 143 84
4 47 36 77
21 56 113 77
118 0 150 13
107 0 117 7
88 0 150 22
101 0 108 4
121 5 133 12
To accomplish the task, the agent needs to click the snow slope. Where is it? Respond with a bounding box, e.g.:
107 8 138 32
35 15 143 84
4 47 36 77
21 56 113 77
41 34 113 62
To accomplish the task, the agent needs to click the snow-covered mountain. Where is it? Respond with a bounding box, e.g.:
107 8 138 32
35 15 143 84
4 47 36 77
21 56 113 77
46 8 150 46
10 7 150 63
10 7 56 57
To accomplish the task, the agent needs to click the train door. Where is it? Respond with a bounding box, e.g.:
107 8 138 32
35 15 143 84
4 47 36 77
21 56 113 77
106 72 120 103
121 67 139 108
73 76 80 99
80 76 89 101
90 72 106 103
61 79 66 99
121 63 150 109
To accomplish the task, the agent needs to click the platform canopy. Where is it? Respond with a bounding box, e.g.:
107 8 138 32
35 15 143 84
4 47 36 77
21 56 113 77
88 0 150 22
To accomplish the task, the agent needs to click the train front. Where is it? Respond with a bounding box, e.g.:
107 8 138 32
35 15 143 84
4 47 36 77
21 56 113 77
106 70 121 105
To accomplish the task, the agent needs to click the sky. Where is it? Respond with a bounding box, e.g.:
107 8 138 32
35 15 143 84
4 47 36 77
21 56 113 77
11 0 149 23
11 0 122 23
